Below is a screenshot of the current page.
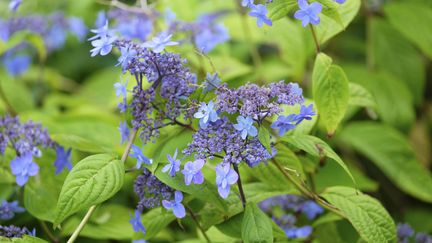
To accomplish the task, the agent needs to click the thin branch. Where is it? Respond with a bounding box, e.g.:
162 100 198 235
233 164 247 209
186 207 211 243
309 25 321 53
39 220 59 243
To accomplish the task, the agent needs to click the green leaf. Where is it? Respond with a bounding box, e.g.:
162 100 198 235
281 134 355 185
338 122 432 203
241 203 273 243
312 53 349 135
318 0 344 28
370 18 425 105
268 0 297 21
258 127 272 154
142 208 176 240
321 186 396 243
51 133 110 153
384 2 432 59
54 154 124 227
61 204 134 240
216 213 243 239
0 236 49 243
315 0 361 44
348 83 377 110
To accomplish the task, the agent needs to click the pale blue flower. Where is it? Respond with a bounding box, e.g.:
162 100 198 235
249 4 272 27
271 114 296 136
294 104 315 124
130 145 152 169
119 121 130 144
9 0 22 12
194 101 219 129
114 80 128 98
242 0 254 7
90 35 116 57
162 191 186 218
129 210 146 233
142 32 178 53
233 116 257 140
162 149 181 177
10 153 39 186
182 159 205 185
334 0 346 4
294 0 322 27
215 163 238 198
54 145 72 175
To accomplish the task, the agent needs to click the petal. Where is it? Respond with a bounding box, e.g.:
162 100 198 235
194 159 205 170
241 130 248 140
173 203 186 218
162 164 171 173
174 191 183 202
28 163 39 176
16 175 28 186
218 185 230 198
226 170 239 184
193 172 204 184
162 200 173 209
248 126 258 137
298 0 308 9
294 10 306 20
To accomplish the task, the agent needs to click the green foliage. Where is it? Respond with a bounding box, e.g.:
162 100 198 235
321 186 396 243
312 53 349 135
54 154 124 227
241 203 273 243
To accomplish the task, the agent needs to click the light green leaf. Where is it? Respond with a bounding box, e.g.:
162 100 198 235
321 186 396 243
61 204 134 240
281 134 355 184
258 127 272 154
51 133 110 153
318 0 344 28
54 154 124 227
338 122 432 203
384 2 432 59
268 0 297 21
0 236 49 243
348 83 376 110
142 207 176 240
312 53 349 135
241 203 273 243
315 0 361 44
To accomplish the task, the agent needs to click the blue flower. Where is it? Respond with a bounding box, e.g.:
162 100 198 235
203 73 221 93
0 200 25 220
162 149 181 177
117 45 137 68
3 55 31 76
54 145 72 175
300 201 323 220
233 116 258 140
129 210 146 233
114 80 128 98
182 159 205 185
142 32 178 53
285 226 313 239
162 191 186 218
95 11 107 29
194 101 219 129
397 223 414 240
334 0 346 4
9 0 22 12
195 24 229 53
249 4 272 27
294 104 315 124
90 36 116 57
242 0 254 7
89 20 111 41
10 153 39 186
45 25 67 51
294 0 323 27
291 83 303 96
118 121 130 144
271 114 296 136
132 240 148 243
130 145 152 169
68 17 88 42
215 163 238 198
164 8 176 23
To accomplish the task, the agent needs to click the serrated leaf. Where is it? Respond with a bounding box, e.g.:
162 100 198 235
268 0 297 21
258 127 272 154
54 154 124 227
384 2 432 59
321 186 396 243
338 122 432 203
312 53 349 135
241 203 273 243
281 134 355 185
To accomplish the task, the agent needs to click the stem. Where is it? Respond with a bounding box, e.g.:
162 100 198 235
67 129 139 243
272 159 345 218
309 25 321 53
66 205 97 243
186 207 211 243
233 164 247 209
0 79 17 116
39 220 59 243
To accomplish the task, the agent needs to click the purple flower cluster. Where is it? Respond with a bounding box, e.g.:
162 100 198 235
0 225 35 238
397 223 432 243
0 115 72 185
0 201 25 220
133 168 175 211
216 81 304 120
259 195 324 239
184 117 271 167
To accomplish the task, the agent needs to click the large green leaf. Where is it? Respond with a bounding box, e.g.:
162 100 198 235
338 122 432 203
348 83 376 110
281 135 355 184
142 207 176 240
51 133 110 153
321 186 396 243
62 204 134 240
312 53 349 135
53 154 124 227
384 2 432 59
268 0 297 21
0 236 48 243
370 18 425 105
241 203 273 243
